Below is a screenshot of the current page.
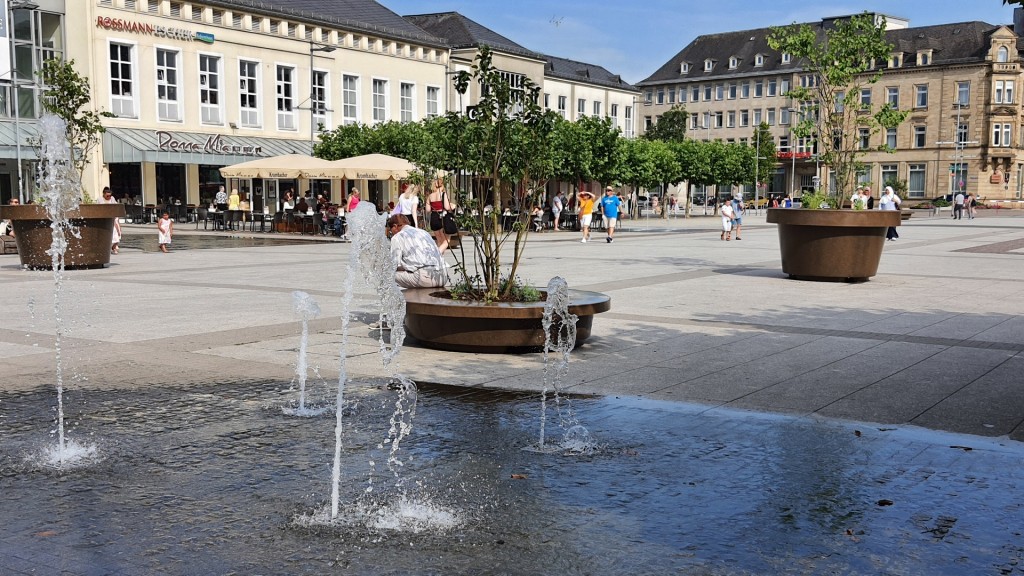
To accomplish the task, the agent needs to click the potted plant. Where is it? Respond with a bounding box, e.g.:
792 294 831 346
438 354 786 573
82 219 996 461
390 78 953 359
0 59 122 270
405 47 611 352
764 12 907 281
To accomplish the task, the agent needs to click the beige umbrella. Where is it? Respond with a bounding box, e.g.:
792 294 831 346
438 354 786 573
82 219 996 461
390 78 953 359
218 154 337 179
322 153 423 180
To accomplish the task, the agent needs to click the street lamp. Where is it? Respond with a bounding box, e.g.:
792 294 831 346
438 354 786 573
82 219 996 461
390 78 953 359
308 42 336 152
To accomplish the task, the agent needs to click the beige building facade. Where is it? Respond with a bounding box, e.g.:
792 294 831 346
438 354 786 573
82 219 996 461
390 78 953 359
638 14 1024 203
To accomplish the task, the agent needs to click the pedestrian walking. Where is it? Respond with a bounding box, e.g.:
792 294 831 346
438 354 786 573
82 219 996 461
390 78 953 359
953 191 965 220
720 199 735 241
600 186 622 243
965 193 976 219
879 186 901 241
578 190 595 243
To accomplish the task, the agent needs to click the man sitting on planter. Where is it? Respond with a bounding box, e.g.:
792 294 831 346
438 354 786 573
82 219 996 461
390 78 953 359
386 214 448 289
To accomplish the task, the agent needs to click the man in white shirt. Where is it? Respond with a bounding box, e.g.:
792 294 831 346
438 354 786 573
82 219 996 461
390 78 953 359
953 191 965 220
386 214 447 289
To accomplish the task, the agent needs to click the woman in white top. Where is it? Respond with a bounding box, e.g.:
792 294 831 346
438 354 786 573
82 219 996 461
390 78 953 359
398 183 421 228
878 185 901 240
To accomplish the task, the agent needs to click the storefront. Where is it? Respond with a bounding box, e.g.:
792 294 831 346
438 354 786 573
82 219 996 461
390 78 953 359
101 127 310 209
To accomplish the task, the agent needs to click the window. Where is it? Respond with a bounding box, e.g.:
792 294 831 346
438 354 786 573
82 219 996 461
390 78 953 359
860 88 871 106
342 74 358 125
780 108 790 125
667 89 675 104
715 84 724 100
915 84 928 108
889 53 902 68
908 164 926 198
858 128 870 149
728 83 737 99
714 111 723 128
740 109 749 127
577 98 586 117
741 82 750 98
644 116 653 131
426 86 439 119
766 108 775 126
557 95 567 118
276 65 296 130
835 91 845 113
993 123 1012 147
886 86 899 108
780 79 790 93
704 59 714 71
729 56 738 69
755 54 764 67
678 88 687 103
155 48 180 121
644 90 652 104
312 70 328 129
624 106 633 138
918 51 931 66
767 79 777 97
779 135 789 152
753 109 762 124
239 60 260 127
400 82 414 122
885 128 897 149
799 75 815 88
781 53 791 64
593 101 601 116
703 85 712 101
610 104 618 128
109 42 136 118
656 89 664 105
691 86 700 101
881 164 898 188
754 80 763 98
995 80 1015 104
372 78 388 123
998 46 1009 63
681 62 690 74
957 122 969 145
199 54 221 124
913 125 926 148
727 110 735 128
956 81 970 105
690 112 699 129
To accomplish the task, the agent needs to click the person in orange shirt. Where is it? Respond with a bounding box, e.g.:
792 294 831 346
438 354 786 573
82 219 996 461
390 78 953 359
577 190 596 243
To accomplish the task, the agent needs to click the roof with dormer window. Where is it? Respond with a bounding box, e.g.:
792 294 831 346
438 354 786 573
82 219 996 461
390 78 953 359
404 11 543 60
638 18 1002 87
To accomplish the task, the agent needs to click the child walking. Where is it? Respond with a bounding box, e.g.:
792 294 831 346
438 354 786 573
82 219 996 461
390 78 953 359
157 211 173 253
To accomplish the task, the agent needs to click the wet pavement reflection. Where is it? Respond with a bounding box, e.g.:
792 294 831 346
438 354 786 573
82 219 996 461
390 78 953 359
118 233 332 252
1 380 1022 575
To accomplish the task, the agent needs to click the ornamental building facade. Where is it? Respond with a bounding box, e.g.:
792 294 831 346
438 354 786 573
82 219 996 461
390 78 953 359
637 13 1024 203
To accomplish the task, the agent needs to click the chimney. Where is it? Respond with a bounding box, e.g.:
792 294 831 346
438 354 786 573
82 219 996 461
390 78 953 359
1015 8 1024 36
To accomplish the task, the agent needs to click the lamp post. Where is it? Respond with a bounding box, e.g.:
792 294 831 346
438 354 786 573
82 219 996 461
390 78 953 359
308 42 336 152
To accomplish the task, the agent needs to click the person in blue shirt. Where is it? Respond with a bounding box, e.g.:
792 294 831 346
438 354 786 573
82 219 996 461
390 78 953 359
600 186 623 243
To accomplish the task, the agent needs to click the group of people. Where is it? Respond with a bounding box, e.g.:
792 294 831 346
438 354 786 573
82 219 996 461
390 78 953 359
952 191 976 220
719 196 745 241
541 187 624 243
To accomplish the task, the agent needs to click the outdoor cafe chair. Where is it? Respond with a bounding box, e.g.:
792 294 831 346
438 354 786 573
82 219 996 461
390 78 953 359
195 207 210 230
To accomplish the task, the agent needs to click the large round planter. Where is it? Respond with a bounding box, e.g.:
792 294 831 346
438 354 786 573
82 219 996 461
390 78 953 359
0 204 126 269
766 208 901 282
403 288 611 353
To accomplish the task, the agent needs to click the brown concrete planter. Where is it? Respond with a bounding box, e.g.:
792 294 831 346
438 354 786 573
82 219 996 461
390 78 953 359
0 204 126 269
403 288 611 353
766 208 901 282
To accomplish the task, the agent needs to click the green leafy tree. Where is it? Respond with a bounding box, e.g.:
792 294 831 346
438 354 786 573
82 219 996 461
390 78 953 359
642 104 689 143
768 12 909 209
752 122 777 199
37 59 113 192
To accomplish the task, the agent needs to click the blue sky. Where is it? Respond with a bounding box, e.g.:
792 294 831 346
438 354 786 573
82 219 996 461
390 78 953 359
383 1 1018 84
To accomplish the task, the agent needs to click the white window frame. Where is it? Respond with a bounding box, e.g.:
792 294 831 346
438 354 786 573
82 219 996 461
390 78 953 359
275 64 297 131
198 52 223 125
577 98 586 118
155 46 181 122
399 81 415 122
108 40 138 119
557 95 567 118
956 81 970 106
372 77 389 123
728 56 738 69
781 53 791 64
885 128 897 149
704 59 714 71
913 125 926 148
886 86 899 108
754 54 764 67
624 105 633 138
342 74 359 125
915 84 928 108
993 123 1012 147
311 68 329 131
238 58 261 128
593 101 601 116
426 85 440 119
908 164 926 198
610 103 618 128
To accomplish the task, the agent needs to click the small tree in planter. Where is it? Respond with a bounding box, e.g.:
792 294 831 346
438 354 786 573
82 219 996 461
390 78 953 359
768 12 909 210
447 46 560 302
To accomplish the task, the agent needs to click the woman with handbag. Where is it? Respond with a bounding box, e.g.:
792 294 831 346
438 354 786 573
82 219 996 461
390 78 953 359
427 178 456 254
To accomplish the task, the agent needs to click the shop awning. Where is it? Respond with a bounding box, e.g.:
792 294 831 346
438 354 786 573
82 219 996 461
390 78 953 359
0 120 40 160
102 127 312 165
219 154 337 179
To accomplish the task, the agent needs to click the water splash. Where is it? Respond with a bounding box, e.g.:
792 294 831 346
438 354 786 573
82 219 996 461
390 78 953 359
527 277 597 454
283 291 328 416
327 203 411 520
34 113 97 469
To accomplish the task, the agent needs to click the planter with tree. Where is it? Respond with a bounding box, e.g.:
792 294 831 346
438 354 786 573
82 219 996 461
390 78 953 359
0 59 122 269
765 12 908 281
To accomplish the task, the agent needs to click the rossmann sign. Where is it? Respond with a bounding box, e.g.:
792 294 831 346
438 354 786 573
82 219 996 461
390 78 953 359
96 17 215 44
